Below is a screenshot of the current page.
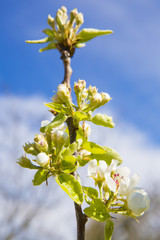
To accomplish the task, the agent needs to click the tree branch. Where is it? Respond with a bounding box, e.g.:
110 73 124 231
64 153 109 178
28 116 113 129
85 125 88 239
61 50 88 240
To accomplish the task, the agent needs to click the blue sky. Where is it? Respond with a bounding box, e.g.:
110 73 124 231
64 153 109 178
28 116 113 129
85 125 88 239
1 0 160 145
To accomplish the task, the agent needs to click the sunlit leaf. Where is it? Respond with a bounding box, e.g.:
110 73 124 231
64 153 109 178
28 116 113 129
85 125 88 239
44 102 71 114
104 219 114 240
83 186 99 199
43 28 55 37
62 139 83 157
17 156 40 169
89 146 122 165
32 169 49 186
77 28 113 43
74 111 91 121
40 113 67 133
26 36 53 44
56 173 83 204
84 198 110 222
39 42 57 52
82 142 106 154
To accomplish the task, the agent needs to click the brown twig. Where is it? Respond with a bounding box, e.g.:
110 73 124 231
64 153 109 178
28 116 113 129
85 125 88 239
61 49 88 240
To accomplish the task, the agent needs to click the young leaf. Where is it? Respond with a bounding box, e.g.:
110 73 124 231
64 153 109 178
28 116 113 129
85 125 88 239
104 219 114 240
62 139 83 157
84 198 110 222
92 113 115 128
40 113 67 133
43 28 55 37
55 173 83 204
26 36 53 44
44 102 71 114
32 169 49 186
61 156 78 173
77 28 113 43
39 42 57 52
17 156 40 169
74 111 91 121
83 186 99 199
89 146 123 165
82 142 106 154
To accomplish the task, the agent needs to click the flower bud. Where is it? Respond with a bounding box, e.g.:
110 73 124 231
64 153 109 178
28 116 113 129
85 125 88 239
88 85 98 96
69 8 78 25
51 94 64 104
57 83 71 105
36 152 49 167
81 88 88 101
51 129 69 150
74 79 86 94
48 14 55 28
92 93 102 103
56 7 68 30
76 12 84 26
101 92 111 104
127 187 150 216
34 133 48 152
83 122 91 138
23 142 36 155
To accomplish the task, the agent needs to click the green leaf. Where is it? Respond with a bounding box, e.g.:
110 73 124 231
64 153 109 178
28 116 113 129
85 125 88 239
17 156 40 169
83 186 99 199
104 219 114 240
56 173 83 204
84 198 110 222
89 146 123 165
26 36 53 44
61 156 78 173
74 111 91 121
39 42 57 52
43 28 55 37
44 102 71 114
92 113 115 128
62 139 83 157
32 169 49 186
40 113 67 133
82 142 106 154
77 28 113 43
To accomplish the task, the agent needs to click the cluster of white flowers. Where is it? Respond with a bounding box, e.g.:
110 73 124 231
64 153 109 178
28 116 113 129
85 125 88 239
88 159 150 217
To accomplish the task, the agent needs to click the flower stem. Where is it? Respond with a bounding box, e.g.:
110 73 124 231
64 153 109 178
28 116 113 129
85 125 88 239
60 50 88 240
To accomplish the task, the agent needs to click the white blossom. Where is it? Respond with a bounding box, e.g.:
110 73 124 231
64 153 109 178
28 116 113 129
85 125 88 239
88 159 107 182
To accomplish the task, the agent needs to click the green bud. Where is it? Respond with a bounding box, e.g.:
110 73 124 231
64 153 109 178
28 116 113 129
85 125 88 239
70 8 78 25
34 133 48 152
57 83 71 105
51 129 69 151
88 85 98 97
74 79 86 93
76 12 84 26
56 7 68 31
23 142 38 155
48 14 55 29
